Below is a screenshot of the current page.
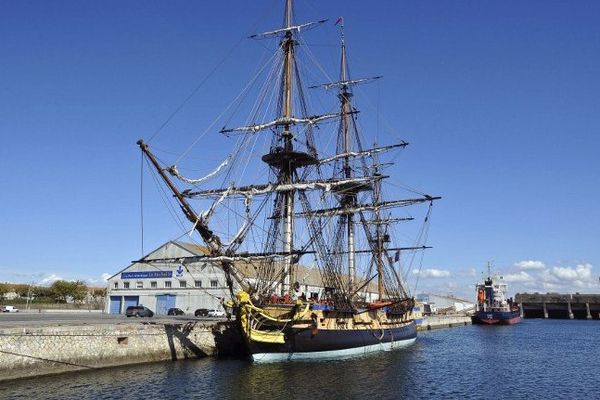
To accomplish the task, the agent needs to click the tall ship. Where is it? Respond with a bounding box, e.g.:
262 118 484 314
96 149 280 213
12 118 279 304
138 0 440 362
472 265 521 325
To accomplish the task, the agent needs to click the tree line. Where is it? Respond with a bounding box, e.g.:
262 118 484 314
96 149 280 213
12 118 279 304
0 280 106 304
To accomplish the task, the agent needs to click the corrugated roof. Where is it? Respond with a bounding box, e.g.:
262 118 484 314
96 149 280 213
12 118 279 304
173 241 211 256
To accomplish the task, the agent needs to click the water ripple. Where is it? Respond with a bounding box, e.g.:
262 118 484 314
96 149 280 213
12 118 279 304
1 320 598 400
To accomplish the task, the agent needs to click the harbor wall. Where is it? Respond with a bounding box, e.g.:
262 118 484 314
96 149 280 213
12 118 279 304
515 293 600 320
0 321 235 382
418 315 471 331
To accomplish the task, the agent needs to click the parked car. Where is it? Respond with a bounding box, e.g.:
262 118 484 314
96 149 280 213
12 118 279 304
1 305 19 313
207 309 226 318
125 305 154 317
194 308 209 317
167 307 184 316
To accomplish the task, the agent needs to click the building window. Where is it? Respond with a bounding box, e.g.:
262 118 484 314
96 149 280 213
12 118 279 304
194 280 202 288
114 282 118 289
124 282 130 289
150 281 157 288
179 281 187 288
136 281 143 289
165 281 172 288
210 280 218 288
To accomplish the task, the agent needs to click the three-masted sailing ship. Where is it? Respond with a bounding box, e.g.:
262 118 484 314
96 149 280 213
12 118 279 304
138 0 440 362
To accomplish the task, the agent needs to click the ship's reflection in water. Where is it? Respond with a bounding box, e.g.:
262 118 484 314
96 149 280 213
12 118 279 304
232 345 420 400
2 320 599 399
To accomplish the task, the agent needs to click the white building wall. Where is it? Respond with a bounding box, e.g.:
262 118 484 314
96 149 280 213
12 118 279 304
106 242 235 315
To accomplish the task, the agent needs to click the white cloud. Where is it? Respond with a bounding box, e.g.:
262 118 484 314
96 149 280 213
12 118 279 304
541 281 560 290
515 260 546 270
551 263 593 282
506 263 598 293
39 274 63 285
413 268 450 278
83 273 113 286
503 271 533 283
457 268 477 277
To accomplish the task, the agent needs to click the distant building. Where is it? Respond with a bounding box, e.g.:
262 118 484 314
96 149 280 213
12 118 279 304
416 293 475 314
2 291 19 301
106 241 380 315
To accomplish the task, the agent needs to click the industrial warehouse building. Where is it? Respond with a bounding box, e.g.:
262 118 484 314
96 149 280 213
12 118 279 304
105 241 342 315
416 293 475 314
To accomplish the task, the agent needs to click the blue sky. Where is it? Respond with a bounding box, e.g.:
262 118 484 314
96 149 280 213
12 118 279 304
1 0 599 298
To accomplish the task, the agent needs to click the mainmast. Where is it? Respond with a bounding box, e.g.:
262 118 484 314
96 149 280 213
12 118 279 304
338 20 356 296
281 0 295 296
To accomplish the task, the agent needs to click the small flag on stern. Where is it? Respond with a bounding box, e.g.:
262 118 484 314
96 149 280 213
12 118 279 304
335 16 344 26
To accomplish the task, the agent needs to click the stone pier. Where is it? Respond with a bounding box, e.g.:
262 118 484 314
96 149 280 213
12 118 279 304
418 315 471 331
568 302 574 319
516 293 600 319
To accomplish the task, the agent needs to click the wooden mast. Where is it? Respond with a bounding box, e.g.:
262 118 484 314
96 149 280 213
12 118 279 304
374 163 385 301
281 0 295 296
338 20 356 296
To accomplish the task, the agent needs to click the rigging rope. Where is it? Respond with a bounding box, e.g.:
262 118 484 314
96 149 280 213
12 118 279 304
140 149 145 257
410 202 434 295
168 155 231 185
173 50 280 165
147 37 246 144
146 3 275 145
145 158 188 235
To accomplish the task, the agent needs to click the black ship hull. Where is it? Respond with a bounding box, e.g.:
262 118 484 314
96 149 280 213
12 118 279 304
247 320 417 363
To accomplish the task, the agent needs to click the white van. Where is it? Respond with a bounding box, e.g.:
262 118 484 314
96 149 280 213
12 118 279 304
1 305 19 313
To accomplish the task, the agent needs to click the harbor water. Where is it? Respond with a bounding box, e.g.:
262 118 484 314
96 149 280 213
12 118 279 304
1 319 598 399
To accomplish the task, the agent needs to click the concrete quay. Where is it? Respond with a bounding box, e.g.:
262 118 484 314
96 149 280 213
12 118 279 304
418 315 471 331
0 320 241 382
515 293 600 319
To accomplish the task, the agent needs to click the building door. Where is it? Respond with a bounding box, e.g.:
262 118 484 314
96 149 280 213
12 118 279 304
156 294 176 315
123 296 139 311
109 296 122 314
